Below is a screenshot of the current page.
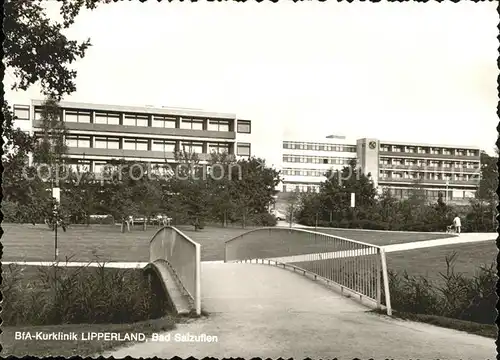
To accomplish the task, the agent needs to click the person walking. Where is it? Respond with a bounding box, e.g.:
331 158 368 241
453 214 461 235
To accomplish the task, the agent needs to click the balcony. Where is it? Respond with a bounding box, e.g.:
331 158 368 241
33 120 236 140
67 147 211 161
378 177 479 187
379 164 480 173
379 150 479 160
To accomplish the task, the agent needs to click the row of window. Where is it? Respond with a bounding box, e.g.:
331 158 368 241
49 134 250 156
281 168 328 177
379 144 479 157
282 155 354 165
387 188 475 199
283 141 356 153
27 106 251 133
379 159 480 168
282 184 320 193
379 171 477 181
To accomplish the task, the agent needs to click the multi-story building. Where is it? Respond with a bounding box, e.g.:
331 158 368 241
280 135 357 193
280 135 481 205
357 138 481 204
13 100 252 172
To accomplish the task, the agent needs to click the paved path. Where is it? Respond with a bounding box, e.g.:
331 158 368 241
107 262 495 359
383 232 496 252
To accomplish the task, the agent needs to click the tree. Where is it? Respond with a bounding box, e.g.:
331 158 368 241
4 0 111 100
2 99 68 225
475 151 498 229
98 159 140 233
62 167 101 225
319 159 377 223
229 157 281 228
207 152 238 227
166 150 210 231
284 190 302 226
133 164 163 231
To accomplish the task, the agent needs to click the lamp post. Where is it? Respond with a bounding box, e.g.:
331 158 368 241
445 180 449 203
52 187 61 262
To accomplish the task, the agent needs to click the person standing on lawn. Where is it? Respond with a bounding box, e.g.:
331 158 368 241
453 214 461 234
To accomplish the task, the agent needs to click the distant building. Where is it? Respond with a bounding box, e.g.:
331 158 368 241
13 100 252 172
356 138 480 204
280 135 357 193
280 135 481 204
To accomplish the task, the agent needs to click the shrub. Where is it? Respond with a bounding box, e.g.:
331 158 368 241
1 200 20 222
387 252 497 325
258 213 278 226
1 261 171 326
88 215 115 225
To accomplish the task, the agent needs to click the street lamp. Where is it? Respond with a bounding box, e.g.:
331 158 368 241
445 180 449 203
52 187 61 262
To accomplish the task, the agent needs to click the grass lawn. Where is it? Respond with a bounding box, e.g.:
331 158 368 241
1 264 179 357
386 240 497 284
371 309 497 339
0 223 255 262
312 228 454 246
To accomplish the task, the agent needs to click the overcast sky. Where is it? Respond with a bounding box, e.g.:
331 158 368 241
5 1 498 166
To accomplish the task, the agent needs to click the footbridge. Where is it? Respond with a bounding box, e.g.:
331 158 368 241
144 226 393 317
130 226 494 359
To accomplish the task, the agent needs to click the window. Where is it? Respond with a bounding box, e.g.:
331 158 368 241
182 141 204 154
236 120 251 133
65 110 91 123
124 114 148 127
236 143 251 156
93 162 107 174
152 140 176 152
14 105 30 120
95 112 120 125
208 120 230 132
443 148 451 155
208 142 230 154
180 118 204 130
152 115 176 128
283 142 291 149
94 137 120 149
123 139 148 151
68 160 90 172
66 135 91 148
34 107 44 120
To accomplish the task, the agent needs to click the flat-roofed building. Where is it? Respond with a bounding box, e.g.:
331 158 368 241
279 135 481 205
280 134 357 193
13 100 253 172
356 138 481 204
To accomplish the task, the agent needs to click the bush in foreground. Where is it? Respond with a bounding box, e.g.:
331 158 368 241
1 261 171 326
386 252 497 325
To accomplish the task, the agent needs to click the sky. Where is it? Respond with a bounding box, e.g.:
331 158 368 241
5 1 498 167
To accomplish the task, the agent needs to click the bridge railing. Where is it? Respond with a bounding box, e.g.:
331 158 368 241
225 227 392 315
149 226 201 315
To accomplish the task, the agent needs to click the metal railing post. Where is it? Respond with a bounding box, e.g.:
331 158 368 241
195 243 201 315
380 248 392 316
376 248 382 310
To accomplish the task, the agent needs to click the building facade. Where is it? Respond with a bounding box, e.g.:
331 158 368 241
280 135 357 193
356 138 480 204
13 100 252 172
281 136 481 204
